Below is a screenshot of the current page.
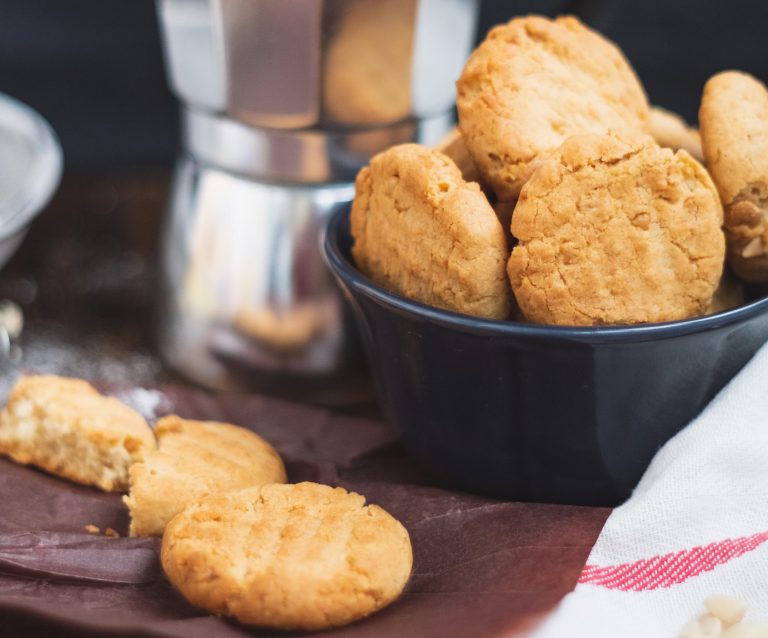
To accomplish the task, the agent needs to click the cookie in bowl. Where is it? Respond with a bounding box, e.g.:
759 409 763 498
507 133 725 325
323 13 768 507
435 127 486 189
456 15 649 201
350 143 511 320
649 105 703 162
700 70 768 282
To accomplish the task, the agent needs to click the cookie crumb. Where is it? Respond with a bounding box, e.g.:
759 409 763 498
84 524 100 534
104 527 120 538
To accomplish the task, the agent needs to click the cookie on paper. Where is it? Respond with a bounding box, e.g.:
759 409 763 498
124 415 286 537
161 482 412 631
0 375 155 492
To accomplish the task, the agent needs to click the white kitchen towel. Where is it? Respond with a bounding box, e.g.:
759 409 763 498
532 341 768 637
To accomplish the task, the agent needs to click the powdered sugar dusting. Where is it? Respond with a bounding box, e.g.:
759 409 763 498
0 328 165 403
112 387 172 422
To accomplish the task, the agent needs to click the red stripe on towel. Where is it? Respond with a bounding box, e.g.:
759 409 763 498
578 531 768 591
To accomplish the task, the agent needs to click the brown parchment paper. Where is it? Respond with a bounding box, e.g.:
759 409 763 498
0 385 609 637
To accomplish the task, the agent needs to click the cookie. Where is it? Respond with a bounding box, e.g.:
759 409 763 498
0 375 155 492
649 105 703 162
508 133 725 325
351 143 511 320
435 127 485 187
161 482 412 631
700 70 768 282
457 15 649 201
124 415 286 537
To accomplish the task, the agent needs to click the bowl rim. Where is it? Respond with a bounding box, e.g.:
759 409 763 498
323 207 768 343
0 91 63 239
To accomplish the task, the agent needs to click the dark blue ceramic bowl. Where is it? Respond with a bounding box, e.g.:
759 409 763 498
324 207 768 506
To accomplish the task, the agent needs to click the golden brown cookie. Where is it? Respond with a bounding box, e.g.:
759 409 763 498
700 71 768 282
161 482 412 631
508 133 725 325
456 15 649 201
0 375 155 492
124 415 286 537
649 105 703 162
435 127 485 187
351 143 511 320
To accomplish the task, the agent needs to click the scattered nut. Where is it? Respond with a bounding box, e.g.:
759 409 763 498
0 300 23 340
741 237 764 258
682 598 768 638
706 596 748 628
681 615 723 638
721 622 768 638
104 527 120 538
632 212 651 230
680 620 701 638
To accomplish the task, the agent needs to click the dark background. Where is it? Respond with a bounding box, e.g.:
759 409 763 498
1 0 765 172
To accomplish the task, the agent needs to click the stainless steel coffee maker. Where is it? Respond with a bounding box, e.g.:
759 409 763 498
155 0 479 402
